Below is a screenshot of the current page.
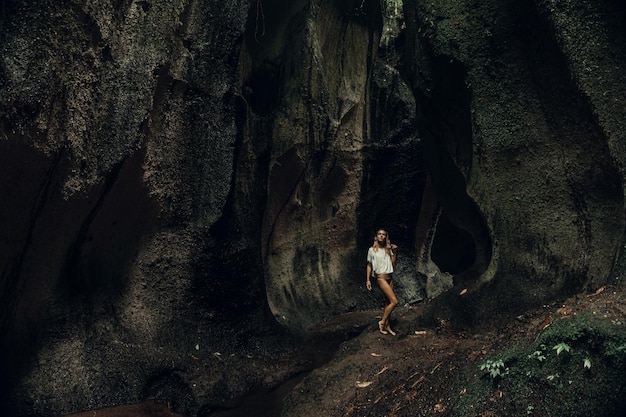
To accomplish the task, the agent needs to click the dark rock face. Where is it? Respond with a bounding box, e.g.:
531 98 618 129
1 0 625 415
1 0 253 415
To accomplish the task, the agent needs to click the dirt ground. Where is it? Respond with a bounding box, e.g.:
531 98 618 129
62 282 626 417
282 282 626 417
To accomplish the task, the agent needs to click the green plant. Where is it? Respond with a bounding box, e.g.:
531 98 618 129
528 348 546 362
605 343 626 369
479 358 507 379
456 313 626 417
553 342 571 356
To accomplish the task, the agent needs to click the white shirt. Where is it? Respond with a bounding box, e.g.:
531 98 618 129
367 246 394 276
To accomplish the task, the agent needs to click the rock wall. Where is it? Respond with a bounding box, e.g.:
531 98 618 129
1 0 625 415
0 0 253 415
247 0 382 333
404 0 625 322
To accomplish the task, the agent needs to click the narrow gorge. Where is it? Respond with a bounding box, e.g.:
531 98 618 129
1 0 625 416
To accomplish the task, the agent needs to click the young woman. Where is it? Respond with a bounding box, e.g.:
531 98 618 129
366 229 399 335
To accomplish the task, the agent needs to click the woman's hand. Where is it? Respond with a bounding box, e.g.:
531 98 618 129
366 280 372 291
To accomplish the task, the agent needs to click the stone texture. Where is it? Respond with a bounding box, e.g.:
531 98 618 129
1 0 625 415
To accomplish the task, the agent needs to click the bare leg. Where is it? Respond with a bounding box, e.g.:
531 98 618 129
385 280 397 335
377 278 398 335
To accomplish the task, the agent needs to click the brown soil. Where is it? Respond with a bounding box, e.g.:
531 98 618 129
64 401 183 417
283 283 626 417
63 284 626 417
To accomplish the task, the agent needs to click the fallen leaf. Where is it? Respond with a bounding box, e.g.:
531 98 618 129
459 288 468 295
370 352 383 357
406 390 419 400
376 366 389 375
557 306 572 316
414 330 427 335
430 362 443 374
356 381 373 388
540 315 553 331
433 403 447 412
587 286 606 297
410 375 426 388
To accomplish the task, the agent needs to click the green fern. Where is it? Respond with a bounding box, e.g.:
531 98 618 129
553 342 571 355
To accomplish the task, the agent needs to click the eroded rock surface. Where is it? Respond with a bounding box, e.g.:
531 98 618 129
1 0 625 416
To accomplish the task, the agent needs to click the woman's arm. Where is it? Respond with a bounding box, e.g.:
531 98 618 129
390 244 398 267
366 262 373 290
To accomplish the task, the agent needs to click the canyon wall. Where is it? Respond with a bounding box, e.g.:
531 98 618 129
0 0 625 415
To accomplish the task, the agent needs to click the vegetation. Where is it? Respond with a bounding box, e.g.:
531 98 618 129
478 358 507 380
456 313 626 416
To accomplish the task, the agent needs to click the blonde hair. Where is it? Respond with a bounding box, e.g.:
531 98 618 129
372 229 392 255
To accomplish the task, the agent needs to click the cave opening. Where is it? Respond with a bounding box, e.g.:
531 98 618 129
415 55 492 284
431 211 477 275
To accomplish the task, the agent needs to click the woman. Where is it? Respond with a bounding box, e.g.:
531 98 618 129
366 229 399 335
